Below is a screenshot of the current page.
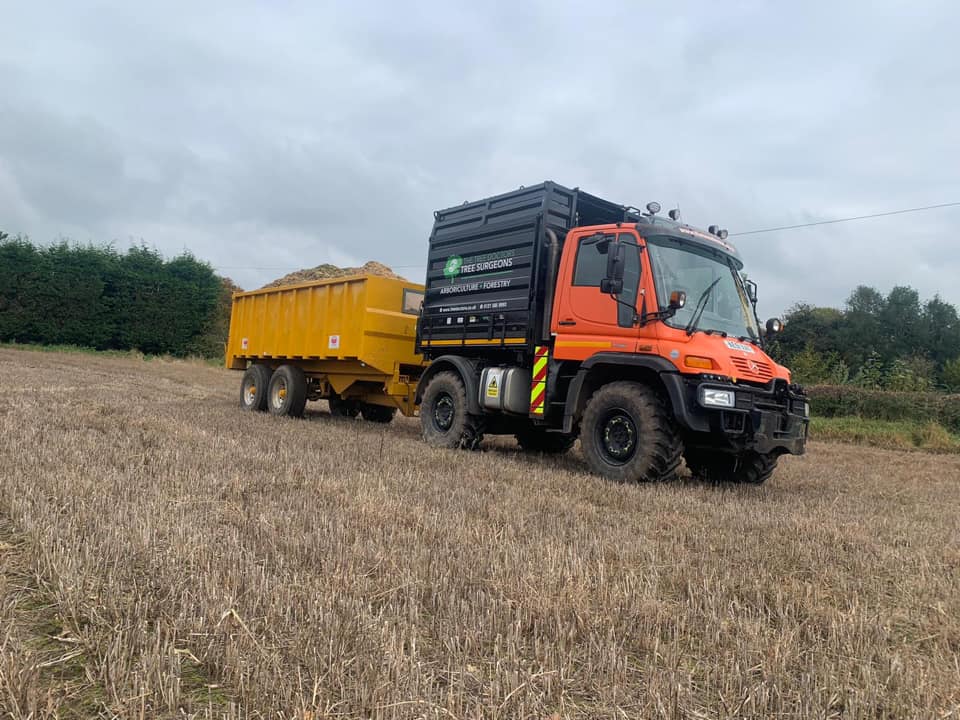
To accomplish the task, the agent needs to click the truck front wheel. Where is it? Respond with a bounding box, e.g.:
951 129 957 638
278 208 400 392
580 381 682 483
267 365 308 418
685 450 778 485
420 371 484 450
240 364 272 412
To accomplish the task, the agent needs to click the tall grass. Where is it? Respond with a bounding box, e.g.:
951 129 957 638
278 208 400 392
808 384 960 433
811 416 960 453
0 341 222 367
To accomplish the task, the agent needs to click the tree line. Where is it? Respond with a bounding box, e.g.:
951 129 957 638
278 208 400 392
771 285 960 391
0 232 233 357
3 232 960 389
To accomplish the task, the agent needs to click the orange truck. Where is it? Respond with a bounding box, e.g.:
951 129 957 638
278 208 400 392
228 182 808 484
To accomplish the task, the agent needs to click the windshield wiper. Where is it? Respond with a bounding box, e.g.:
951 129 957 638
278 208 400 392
684 278 721 336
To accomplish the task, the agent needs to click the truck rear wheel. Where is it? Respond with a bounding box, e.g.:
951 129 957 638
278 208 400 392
267 365 308 418
420 371 484 449
580 381 682 483
240 364 272 412
684 450 778 485
515 428 577 455
360 403 397 423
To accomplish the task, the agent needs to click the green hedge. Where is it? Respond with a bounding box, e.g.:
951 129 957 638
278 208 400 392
0 238 223 357
807 385 960 434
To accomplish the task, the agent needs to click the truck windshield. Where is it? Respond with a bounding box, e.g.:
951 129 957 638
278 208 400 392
645 235 759 340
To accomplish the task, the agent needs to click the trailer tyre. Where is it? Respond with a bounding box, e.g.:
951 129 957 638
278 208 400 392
267 365 308 418
515 428 577 455
240 364 272 412
684 450 778 485
360 403 397 424
328 394 360 418
580 381 682 483
420 371 484 450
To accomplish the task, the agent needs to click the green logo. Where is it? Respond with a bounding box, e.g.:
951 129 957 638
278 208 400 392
443 255 463 280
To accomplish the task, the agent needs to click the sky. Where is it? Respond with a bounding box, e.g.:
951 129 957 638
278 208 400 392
1 1 959 319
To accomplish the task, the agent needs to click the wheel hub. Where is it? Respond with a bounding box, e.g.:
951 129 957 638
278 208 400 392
599 411 637 464
433 393 455 431
271 379 287 409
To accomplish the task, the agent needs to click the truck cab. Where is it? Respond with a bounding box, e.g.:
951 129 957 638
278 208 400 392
550 216 807 482
415 182 808 484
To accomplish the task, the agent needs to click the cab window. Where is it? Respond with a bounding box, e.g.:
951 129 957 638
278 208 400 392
616 235 641 327
573 234 614 286
572 233 641 327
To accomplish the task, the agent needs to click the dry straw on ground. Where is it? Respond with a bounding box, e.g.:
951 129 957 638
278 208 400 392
0 348 958 718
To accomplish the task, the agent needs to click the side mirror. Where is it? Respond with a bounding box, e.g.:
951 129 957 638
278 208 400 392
601 242 625 295
669 290 686 310
600 277 623 294
765 317 783 335
744 279 758 304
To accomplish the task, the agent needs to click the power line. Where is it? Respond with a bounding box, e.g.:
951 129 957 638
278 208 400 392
214 200 960 271
731 201 960 237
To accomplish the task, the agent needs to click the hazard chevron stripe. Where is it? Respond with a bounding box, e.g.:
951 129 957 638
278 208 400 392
530 383 545 405
529 394 545 414
533 362 547 383
530 345 549 415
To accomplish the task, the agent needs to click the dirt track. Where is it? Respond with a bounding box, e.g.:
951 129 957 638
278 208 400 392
1 348 958 718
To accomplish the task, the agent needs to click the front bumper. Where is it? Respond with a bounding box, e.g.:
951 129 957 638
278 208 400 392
662 374 809 456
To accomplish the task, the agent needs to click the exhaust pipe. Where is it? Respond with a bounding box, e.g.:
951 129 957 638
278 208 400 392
541 229 560 343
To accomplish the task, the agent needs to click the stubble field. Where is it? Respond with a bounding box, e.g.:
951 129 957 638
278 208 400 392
0 347 958 719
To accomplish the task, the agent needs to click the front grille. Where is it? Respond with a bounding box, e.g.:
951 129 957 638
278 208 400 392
730 356 774 381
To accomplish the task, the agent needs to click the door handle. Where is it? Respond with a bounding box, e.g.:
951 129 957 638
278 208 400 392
558 319 577 326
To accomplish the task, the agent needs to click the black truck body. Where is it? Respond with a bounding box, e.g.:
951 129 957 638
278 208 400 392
416 182 640 359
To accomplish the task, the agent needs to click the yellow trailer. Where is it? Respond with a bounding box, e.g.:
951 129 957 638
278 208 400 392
227 274 426 421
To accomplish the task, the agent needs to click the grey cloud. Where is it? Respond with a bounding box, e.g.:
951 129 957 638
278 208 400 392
1 1 958 310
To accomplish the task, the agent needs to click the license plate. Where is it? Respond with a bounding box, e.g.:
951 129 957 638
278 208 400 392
724 339 755 354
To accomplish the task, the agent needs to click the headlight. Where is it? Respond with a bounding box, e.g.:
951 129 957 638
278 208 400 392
701 387 735 408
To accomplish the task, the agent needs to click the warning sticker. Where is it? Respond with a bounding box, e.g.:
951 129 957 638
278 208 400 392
241 337 249 350
328 335 340 350
486 377 499 397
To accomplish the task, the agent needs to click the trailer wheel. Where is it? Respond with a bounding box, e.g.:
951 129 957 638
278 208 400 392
240 364 272 412
580 381 682 483
515 428 577 455
328 394 360 418
360 403 397 423
267 365 308 418
684 450 778 485
420 371 484 449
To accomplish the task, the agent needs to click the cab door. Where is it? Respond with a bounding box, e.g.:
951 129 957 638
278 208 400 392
552 229 643 361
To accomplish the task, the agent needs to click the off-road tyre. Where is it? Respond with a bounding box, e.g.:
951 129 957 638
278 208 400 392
240 364 272 412
328 394 360 418
267 365 308 418
515 428 577 455
360 403 397 424
580 381 682 483
684 449 778 485
420 371 484 449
